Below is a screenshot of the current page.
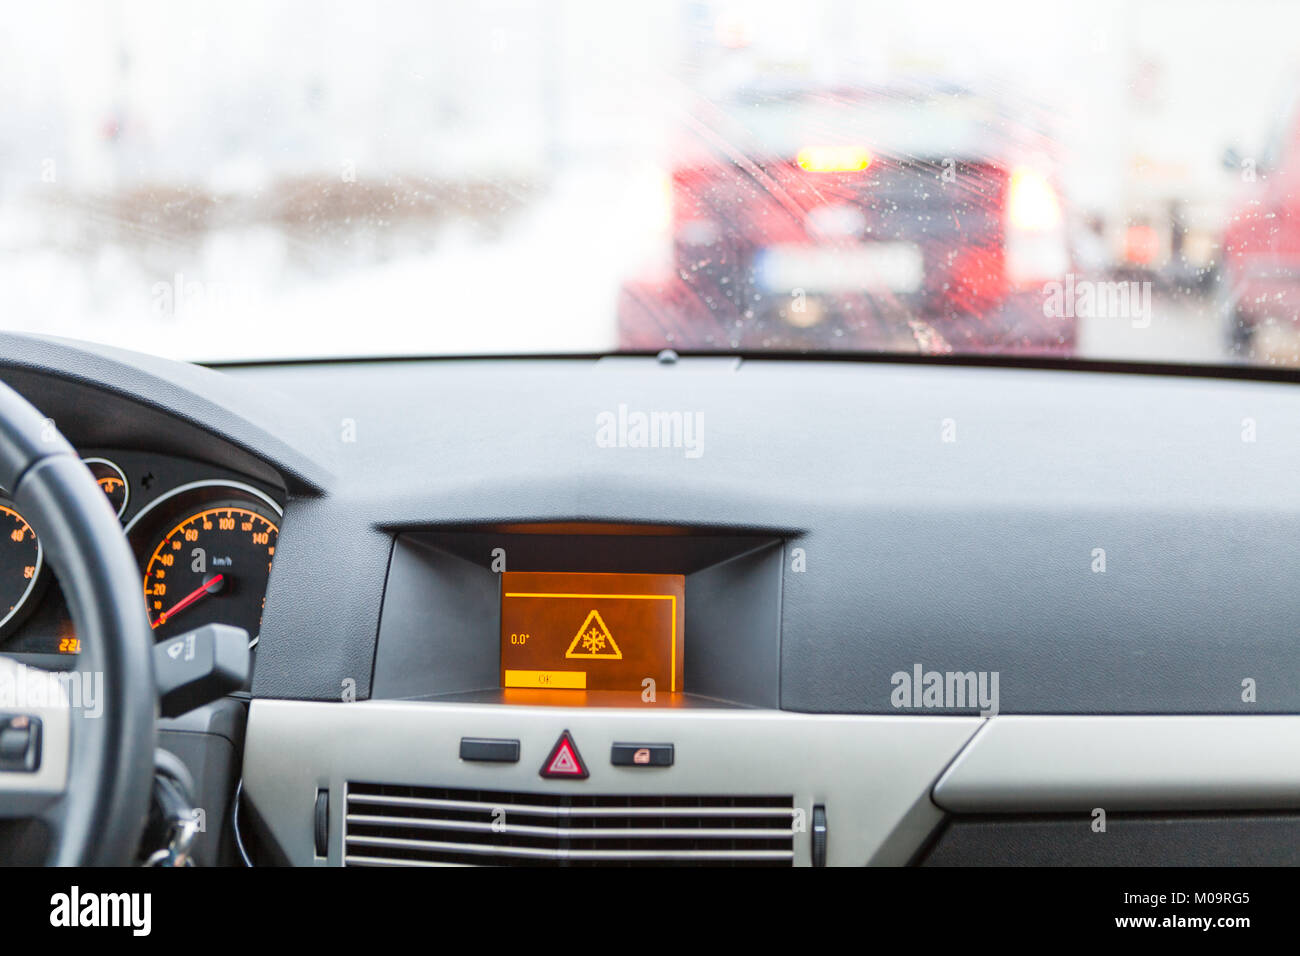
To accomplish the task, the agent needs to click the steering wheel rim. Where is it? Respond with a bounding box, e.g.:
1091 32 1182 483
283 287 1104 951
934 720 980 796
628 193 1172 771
0 381 156 865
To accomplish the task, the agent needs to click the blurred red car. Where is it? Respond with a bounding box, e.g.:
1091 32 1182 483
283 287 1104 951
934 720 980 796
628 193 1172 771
1221 98 1300 357
618 82 1075 355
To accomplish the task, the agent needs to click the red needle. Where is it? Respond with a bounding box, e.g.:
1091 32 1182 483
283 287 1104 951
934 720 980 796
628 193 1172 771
153 574 224 629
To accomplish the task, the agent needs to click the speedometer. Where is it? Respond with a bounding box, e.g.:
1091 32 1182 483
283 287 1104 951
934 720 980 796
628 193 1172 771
143 506 278 641
126 480 283 646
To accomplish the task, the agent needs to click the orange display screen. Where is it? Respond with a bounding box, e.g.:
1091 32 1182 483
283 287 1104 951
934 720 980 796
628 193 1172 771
501 571 685 693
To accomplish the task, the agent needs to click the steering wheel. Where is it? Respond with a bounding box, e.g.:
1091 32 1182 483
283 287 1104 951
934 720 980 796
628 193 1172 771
0 381 156 865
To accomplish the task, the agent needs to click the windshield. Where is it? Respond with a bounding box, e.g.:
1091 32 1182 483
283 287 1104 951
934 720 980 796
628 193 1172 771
4 0 1299 366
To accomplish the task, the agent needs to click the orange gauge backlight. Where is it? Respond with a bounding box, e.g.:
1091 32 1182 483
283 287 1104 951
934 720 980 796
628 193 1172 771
501 571 685 693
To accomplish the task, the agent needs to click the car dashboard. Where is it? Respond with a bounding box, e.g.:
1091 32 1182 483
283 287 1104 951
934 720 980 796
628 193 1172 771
4 331 1300 867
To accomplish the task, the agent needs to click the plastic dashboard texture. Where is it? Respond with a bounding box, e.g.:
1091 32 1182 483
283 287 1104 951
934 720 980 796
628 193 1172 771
3 333 1300 714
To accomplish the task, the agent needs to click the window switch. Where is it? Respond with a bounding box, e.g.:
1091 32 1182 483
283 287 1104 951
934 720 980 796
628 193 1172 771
0 715 41 773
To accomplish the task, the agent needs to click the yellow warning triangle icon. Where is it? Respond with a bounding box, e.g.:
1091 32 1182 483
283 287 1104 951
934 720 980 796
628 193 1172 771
565 609 622 659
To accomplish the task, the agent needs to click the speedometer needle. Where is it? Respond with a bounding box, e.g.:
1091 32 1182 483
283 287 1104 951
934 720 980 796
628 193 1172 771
153 574 224 629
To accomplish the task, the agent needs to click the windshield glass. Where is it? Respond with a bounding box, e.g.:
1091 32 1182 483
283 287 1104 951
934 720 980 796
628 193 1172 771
3 0 1299 365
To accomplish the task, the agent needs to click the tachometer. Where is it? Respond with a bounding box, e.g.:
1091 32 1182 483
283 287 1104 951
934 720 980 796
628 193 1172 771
0 502 44 637
126 480 283 646
1 460 129 650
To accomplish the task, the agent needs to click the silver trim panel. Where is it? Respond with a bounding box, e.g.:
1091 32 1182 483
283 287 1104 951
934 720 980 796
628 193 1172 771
933 715 1300 813
0 656 71 814
243 699 981 866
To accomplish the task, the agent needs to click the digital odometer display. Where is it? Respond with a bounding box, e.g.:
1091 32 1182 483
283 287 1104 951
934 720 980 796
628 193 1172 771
501 572 684 693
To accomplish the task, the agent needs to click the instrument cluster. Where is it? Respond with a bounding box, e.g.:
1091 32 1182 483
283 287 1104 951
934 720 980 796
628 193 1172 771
0 450 283 660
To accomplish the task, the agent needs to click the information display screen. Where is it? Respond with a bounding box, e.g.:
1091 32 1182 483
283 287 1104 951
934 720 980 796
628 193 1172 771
500 571 685 693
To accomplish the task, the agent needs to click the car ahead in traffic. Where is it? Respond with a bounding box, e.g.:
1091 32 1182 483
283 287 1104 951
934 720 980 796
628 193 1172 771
618 82 1074 355
1221 94 1300 360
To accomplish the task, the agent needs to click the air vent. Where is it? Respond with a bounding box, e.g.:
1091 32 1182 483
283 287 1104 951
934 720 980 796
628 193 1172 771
344 783 796 866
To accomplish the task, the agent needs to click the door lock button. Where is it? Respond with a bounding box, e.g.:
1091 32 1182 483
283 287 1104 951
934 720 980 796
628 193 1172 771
611 742 673 767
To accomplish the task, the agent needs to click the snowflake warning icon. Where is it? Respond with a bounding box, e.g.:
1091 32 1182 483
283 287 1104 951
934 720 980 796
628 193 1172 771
564 609 622 659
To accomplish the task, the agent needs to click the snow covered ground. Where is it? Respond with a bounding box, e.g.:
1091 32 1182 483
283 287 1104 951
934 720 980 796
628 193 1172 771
0 163 669 362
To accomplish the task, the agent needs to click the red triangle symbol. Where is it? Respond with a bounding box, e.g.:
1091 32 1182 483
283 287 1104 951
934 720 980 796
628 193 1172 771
540 731 588 779
548 745 580 774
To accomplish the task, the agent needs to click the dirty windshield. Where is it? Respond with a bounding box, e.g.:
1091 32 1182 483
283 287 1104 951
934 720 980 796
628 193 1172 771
2 0 1298 365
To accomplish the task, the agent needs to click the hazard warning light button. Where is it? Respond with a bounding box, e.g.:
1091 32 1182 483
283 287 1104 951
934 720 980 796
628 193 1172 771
540 730 588 779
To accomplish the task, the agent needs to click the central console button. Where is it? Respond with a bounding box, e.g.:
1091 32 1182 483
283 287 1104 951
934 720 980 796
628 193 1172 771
611 742 673 767
459 737 520 763
540 730 588 779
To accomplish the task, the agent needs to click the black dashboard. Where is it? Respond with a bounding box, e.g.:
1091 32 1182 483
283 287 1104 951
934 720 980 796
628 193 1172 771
5 330 1300 866
4 331 1300 712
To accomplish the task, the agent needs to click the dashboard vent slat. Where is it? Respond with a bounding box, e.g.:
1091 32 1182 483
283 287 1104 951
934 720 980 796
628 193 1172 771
344 782 795 867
